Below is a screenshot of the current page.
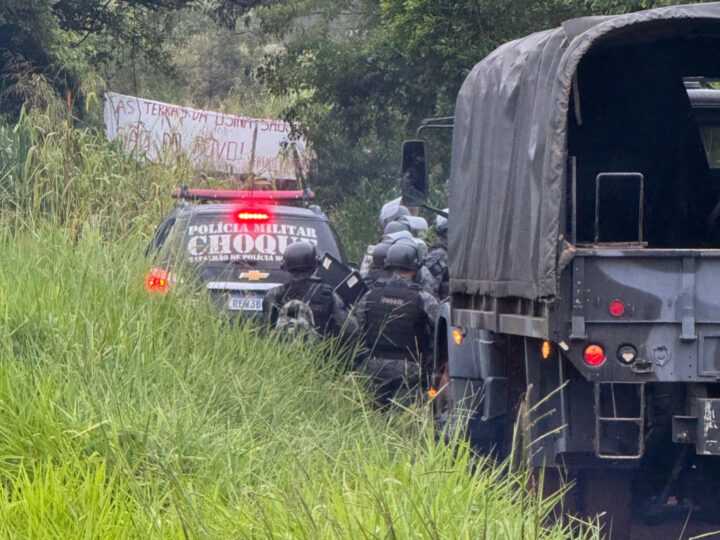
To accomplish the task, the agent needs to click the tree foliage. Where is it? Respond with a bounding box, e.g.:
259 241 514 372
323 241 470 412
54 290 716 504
0 0 275 116
255 0 708 201
256 0 590 199
0 0 710 200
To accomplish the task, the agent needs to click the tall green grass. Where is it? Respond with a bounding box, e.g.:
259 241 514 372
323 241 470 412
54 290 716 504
0 109 196 240
0 112 598 538
0 225 599 538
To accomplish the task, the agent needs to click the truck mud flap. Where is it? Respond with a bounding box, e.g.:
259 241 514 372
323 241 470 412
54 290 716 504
450 377 508 421
672 397 720 455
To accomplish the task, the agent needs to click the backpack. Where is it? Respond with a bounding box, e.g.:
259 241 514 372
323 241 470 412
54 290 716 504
281 278 335 335
276 299 318 340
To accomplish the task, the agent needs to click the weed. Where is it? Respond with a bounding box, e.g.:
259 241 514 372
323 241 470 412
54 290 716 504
0 112 597 538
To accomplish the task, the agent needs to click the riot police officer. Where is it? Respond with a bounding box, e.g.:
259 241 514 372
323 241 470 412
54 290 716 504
363 225 440 297
426 211 449 298
363 240 392 289
378 198 411 232
360 199 411 276
357 241 439 405
390 232 439 297
263 241 358 340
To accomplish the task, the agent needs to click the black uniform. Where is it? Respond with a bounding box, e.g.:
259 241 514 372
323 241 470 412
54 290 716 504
356 274 439 404
263 275 358 339
361 238 439 296
364 266 392 290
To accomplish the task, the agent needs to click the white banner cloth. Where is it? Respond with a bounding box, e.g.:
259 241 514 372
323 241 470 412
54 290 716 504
104 92 307 180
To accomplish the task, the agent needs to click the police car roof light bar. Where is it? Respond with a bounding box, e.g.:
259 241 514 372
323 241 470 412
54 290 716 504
172 186 315 202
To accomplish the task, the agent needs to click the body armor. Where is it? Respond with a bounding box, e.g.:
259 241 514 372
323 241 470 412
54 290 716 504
363 278 429 359
365 267 392 289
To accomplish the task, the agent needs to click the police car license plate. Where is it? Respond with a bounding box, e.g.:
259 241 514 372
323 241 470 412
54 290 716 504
227 294 263 311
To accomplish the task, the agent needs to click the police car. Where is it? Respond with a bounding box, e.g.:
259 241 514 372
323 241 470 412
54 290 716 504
144 187 348 316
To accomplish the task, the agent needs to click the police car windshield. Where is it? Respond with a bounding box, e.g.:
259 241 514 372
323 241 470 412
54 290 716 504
166 210 342 270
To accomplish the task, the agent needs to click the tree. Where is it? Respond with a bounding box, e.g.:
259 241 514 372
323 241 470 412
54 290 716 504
256 0 710 201
0 0 275 117
256 0 590 200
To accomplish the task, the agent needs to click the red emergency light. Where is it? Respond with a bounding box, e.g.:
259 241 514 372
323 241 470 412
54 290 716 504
236 211 269 221
171 187 315 202
232 209 271 224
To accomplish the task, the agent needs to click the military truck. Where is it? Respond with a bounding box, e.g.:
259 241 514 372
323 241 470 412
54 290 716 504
402 2 720 525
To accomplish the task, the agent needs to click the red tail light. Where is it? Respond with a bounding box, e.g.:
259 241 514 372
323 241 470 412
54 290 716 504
146 268 170 293
583 344 605 367
609 299 625 317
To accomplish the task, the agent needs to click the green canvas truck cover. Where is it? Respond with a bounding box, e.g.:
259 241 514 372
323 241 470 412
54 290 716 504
449 2 720 300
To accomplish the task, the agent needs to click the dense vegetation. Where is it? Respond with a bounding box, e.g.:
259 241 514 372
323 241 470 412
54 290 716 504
0 112 601 537
2 0 706 205
0 0 709 535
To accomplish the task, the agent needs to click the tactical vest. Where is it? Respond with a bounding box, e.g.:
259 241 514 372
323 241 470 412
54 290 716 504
364 267 392 289
282 277 335 334
363 278 429 359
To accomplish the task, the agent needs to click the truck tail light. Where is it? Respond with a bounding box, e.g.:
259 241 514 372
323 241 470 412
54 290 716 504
609 299 625 317
146 268 170 293
453 329 463 345
583 344 605 367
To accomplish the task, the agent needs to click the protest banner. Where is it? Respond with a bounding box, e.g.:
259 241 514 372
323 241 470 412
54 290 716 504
104 92 308 183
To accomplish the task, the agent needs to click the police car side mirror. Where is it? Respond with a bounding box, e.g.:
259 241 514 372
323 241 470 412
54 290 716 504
401 140 429 207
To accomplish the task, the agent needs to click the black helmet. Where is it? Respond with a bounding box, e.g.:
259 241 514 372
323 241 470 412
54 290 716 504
384 230 414 243
371 241 391 268
385 242 420 271
282 241 318 272
390 235 427 262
